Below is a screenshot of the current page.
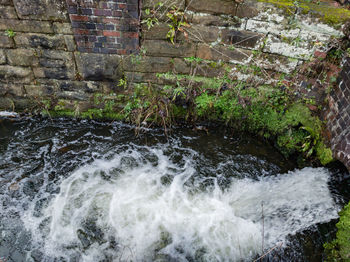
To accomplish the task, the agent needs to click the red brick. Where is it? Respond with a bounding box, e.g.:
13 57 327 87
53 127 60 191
112 10 122 17
102 18 121 24
70 14 89 22
123 32 138 38
118 49 127 55
77 41 93 48
74 29 91 35
107 37 117 42
103 31 121 37
93 9 112 16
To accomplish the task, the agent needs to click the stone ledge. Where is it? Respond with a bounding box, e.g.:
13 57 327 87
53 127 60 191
0 65 34 83
12 0 68 21
75 52 123 81
14 33 67 50
142 40 197 58
6 48 37 66
123 56 173 73
0 19 53 34
196 44 252 64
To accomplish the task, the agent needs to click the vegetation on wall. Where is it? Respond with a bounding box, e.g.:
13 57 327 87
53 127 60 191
324 202 350 261
33 0 350 167
258 0 350 27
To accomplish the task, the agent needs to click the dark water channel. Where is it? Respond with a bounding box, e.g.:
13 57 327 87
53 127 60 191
0 117 349 262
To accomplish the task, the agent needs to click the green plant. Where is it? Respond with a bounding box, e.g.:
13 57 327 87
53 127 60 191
324 202 350 261
118 78 127 89
141 8 159 29
166 6 189 44
5 29 15 38
122 84 175 134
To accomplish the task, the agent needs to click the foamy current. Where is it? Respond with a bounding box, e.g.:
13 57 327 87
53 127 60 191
22 146 338 262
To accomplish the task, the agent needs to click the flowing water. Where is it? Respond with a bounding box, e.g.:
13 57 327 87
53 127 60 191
0 117 349 262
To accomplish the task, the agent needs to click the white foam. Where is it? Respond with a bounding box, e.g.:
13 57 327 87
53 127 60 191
23 149 339 261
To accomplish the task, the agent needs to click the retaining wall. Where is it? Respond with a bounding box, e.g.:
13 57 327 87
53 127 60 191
327 57 350 170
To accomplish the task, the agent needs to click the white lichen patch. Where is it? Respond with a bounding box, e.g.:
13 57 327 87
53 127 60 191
299 18 343 36
280 28 300 39
253 9 286 24
255 56 299 74
246 19 284 34
263 35 312 60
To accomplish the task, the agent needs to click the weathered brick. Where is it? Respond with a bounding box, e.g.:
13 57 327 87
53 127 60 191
179 25 220 43
254 53 299 74
93 8 112 16
32 50 75 80
0 0 13 5
196 44 252 63
143 0 185 9
70 14 89 22
12 0 68 21
142 23 169 40
75 52 123 81
173 58 191 75
246 20 284 35
0 6 18 19
103 31 121 37
0 35 14 48
53 22 73 35
142 40 197 58
190 13 242 27
14 33 67 50
0 82 25 97
263 35 311 60
24 84 57 98
79 8 93 15
6 48 37 66
123 56 173 73
33 67 74 80
188 0 258 17
0 65 33 83
64 35 76 52
0 19 53 33
221 29 265 49
39 49 74 61
124 72 161 84
0 50 5 64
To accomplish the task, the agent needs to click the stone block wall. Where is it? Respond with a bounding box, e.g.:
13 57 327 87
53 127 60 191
327 58 350 170
124 0 343 86
0 0 135 112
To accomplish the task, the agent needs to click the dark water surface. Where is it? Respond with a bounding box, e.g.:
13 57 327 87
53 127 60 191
0 117 349 262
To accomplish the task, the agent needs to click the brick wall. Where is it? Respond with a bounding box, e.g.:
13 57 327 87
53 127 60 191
66 0 139 54
326 58 350 171
0 0 128 112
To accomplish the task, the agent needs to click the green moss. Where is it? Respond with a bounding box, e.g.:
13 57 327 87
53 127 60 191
316 142 334 165
157 73 223 90
40 76 333 166
45 109 76 118
193 84 333 163
325 202 350 261
257 0 350 26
